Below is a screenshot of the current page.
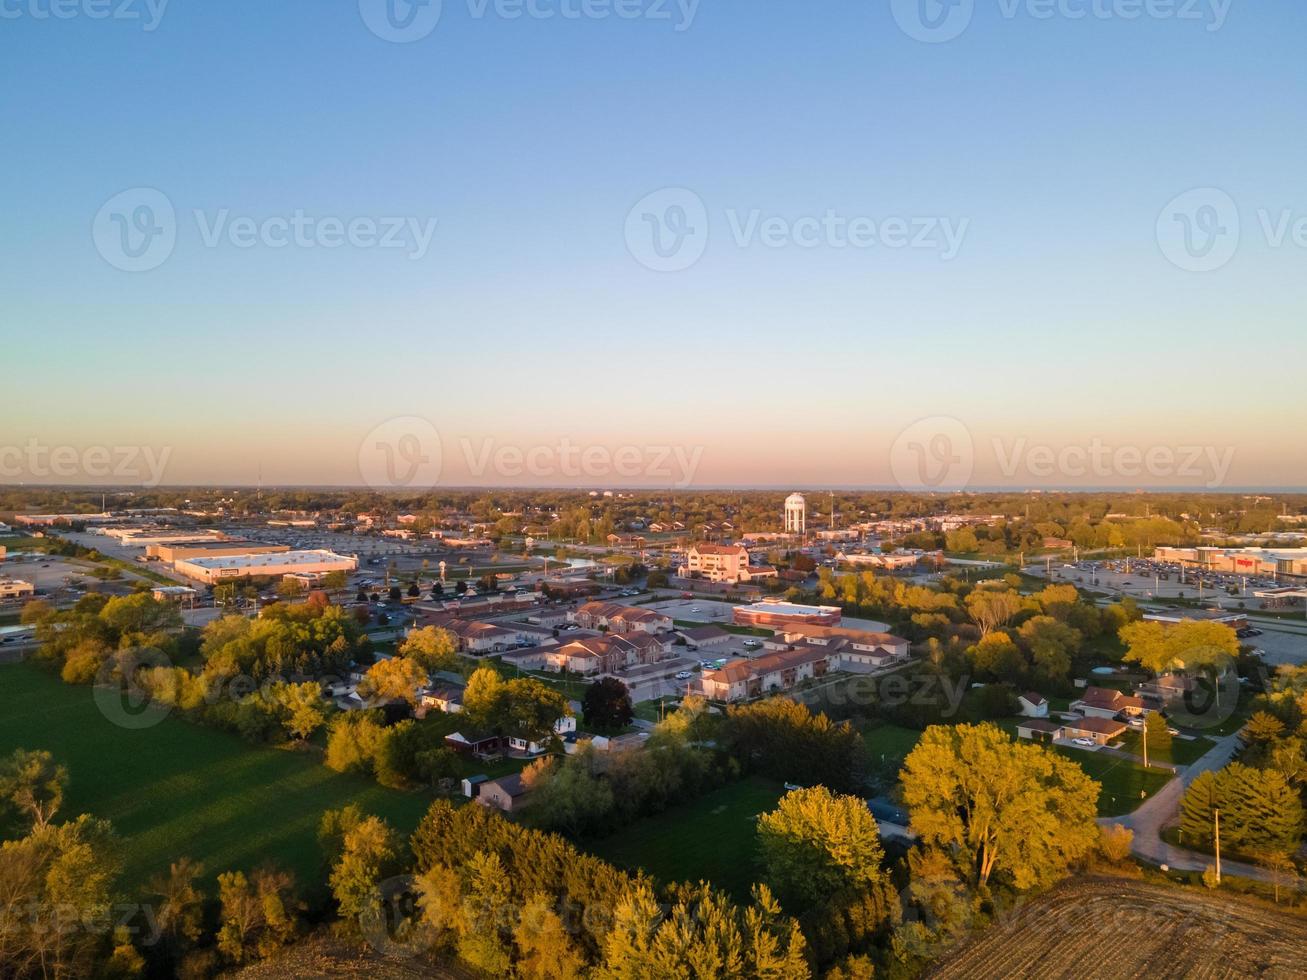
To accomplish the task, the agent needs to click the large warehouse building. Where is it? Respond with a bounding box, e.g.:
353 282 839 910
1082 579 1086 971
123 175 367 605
147 541 290 563
172 549 358 584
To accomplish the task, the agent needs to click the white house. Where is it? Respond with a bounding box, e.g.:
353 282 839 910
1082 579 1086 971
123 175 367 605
1017 692 1049 718
508 714 577 755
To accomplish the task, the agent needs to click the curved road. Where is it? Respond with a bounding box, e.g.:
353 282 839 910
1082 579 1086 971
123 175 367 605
1102 728 1299 886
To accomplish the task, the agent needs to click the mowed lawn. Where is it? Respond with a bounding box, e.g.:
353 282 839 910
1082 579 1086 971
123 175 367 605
1055 747 1173 817
0 663 433 891
587 777 785 901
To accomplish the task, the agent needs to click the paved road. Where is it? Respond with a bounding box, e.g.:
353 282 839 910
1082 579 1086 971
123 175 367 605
1102 728 1298 885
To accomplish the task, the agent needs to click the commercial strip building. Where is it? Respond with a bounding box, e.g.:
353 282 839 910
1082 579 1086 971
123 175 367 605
835 551 922 571
679 543 778 585
1154 546 1307 580
733 599 841 628
172 549 358 584
97 527 230 548
13 512 113 526
0 578 36 600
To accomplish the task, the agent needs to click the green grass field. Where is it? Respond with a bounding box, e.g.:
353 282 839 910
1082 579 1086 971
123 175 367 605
1055 747 1173 816
0 663 434 892
862 723 923 771
586 776 785 901
1116 729 1212 767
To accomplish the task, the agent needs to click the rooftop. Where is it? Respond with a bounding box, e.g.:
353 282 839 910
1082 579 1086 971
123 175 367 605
180 549 355 570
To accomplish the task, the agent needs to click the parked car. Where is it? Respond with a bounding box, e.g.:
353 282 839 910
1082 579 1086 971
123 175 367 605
1072 737 1096 747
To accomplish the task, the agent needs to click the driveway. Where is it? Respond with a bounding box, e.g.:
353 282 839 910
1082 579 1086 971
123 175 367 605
1101 728 1297 885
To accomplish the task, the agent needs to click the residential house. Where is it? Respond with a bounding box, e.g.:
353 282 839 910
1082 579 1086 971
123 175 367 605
419 684 465 715
1018 692 1049 718
1071 686 1148 720
1062 716 1129 745
445 730 503 756
477 773 531 812
507 714 578 755
1015 719 1064 743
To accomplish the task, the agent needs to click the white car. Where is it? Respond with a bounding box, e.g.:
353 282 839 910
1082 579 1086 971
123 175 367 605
1072 737 1096 747
674 671 693 680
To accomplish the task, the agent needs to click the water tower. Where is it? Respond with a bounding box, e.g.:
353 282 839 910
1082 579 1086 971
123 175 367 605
784 492 806 534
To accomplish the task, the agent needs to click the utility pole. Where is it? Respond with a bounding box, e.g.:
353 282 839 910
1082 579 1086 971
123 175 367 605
1214 808 1222 884
1142 719 1148 769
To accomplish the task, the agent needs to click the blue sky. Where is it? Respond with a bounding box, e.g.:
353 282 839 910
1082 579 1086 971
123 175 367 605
2 0 1305 488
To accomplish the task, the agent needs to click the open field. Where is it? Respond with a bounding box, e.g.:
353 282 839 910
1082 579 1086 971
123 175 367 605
586 776 784 901
929 875 1307 979
0 663 433 891
862 722 923 770
1054 747 1173 816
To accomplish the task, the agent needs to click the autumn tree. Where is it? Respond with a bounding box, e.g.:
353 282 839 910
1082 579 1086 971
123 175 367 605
216 867 299 963
399 626 459 673
0 748 68 830
360 656 428 706
757 786 890 909
901 723 1099 889
327 812 403 920
965 588 1025 637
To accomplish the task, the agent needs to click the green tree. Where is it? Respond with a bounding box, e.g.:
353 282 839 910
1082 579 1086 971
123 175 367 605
1144 711 1172 758
901 723 1099 889
582 677 634 732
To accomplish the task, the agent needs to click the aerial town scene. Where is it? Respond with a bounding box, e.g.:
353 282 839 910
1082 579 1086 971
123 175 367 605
4 2 1307 978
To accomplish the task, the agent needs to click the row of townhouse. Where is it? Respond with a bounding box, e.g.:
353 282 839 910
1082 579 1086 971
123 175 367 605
516 632 676 675
569 600 673 634
417 612 556 655
700 626 911 702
